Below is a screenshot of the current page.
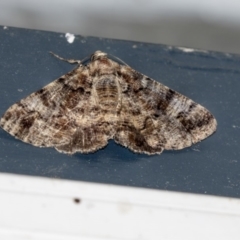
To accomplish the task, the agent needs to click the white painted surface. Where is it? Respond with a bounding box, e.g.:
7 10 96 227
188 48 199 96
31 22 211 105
0 173 239 240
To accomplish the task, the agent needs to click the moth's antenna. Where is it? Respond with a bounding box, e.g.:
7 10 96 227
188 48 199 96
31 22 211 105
49 52 81 65
50 51 130 67
108 53 130 67
80 55 92 65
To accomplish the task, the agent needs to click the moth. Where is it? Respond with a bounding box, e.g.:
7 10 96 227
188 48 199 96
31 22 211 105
0 51 217 155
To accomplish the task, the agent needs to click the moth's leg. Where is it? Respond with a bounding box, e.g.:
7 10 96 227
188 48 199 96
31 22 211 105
49 52 81 64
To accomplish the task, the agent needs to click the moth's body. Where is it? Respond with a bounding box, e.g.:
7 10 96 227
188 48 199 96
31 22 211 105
0 51 217 154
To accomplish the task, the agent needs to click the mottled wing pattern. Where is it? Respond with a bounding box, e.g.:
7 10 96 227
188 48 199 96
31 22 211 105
0 50 217 155
114 65 217 154
0 65 112 154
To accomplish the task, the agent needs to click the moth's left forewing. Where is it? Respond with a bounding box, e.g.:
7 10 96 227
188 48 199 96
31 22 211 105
0 65 91 150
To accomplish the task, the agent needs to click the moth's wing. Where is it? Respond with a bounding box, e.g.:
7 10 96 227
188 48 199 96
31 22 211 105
114 66 217 155
0 66 111 154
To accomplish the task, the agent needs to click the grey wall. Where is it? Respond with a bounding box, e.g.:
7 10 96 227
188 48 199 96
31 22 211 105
1 0 240 53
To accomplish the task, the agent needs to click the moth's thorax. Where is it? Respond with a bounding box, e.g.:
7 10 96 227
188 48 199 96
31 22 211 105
89 58 120 76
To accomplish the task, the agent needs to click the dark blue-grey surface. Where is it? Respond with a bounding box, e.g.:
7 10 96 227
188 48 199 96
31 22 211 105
0 26 239 198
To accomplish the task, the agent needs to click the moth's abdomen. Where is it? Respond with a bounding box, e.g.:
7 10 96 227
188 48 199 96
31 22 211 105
95 76 119 111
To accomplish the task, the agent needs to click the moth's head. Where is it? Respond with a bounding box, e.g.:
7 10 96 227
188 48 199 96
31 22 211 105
91 51 108 61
